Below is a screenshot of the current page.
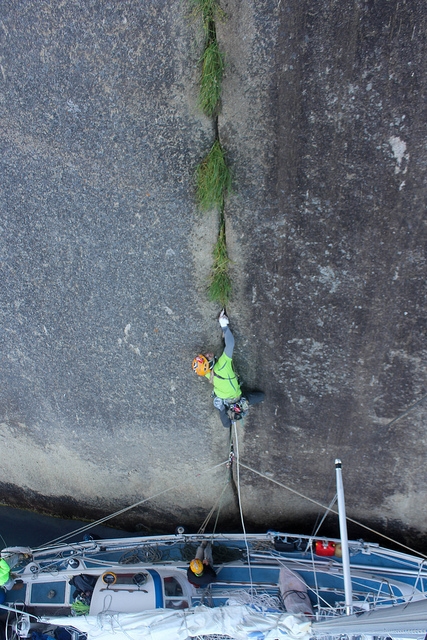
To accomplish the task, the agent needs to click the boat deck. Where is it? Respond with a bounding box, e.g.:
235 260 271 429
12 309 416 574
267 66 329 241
3 531 427 617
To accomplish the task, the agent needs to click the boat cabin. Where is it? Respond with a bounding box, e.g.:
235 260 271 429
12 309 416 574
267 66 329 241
18 569 190 615
89 570 189 613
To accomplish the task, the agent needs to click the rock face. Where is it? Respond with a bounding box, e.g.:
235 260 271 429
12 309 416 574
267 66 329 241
218 0 427 540
1 0 426 547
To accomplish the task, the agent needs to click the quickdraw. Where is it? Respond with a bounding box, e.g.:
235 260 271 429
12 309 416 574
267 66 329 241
226 441 235 469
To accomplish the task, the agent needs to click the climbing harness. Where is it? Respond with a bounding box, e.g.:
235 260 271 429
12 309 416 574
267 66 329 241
226 397 249 421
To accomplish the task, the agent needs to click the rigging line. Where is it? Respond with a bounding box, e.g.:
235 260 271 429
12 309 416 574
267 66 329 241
410 559 427 594
199 432 234 534
311 471 335 538
386 392 427 430
212 479 229 535
239 462 427 561
198 498 219 534
239 461 336 511
208 431 235 536
39 459 230 549
0 603 38 618
309 544 324 615
312 493 338 538
233 421 253 589
198 477 229 534
211 470 233 535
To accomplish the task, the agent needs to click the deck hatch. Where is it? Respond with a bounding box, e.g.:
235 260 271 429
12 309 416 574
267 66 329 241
30 581 67 605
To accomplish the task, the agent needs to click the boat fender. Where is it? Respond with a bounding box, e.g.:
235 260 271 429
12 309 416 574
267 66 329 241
334 543 342 557
314 540 336 556
133 572 148 587
274 538 296 552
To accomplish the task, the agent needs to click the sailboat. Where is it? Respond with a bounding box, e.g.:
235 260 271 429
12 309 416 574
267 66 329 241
1 459 427 640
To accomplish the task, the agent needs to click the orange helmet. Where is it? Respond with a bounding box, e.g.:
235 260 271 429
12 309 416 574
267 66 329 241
192 355 210 376
190 558 204 575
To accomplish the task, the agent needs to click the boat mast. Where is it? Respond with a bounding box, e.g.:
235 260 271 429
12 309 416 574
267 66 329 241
335 458 353 615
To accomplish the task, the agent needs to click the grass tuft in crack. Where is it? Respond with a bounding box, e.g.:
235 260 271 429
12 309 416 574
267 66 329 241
199 40 224 117
191 0 225 117
190 0 224 29
192 0 232 306
196 140 231 211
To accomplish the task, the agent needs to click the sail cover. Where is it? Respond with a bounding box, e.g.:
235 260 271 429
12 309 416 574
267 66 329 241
312 598 427 638
42 604 312 640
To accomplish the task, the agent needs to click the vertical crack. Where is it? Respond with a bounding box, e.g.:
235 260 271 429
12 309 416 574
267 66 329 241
193 0 232 308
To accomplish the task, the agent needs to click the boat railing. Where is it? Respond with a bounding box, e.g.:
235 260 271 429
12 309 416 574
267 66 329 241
248 551 427 581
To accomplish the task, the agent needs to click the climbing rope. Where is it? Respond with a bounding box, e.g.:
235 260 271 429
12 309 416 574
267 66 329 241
232 421 254 589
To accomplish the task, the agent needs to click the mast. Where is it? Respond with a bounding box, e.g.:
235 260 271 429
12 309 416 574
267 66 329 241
335 458 353 615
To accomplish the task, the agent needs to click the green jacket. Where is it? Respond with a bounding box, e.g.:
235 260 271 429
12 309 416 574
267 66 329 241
209 353 241 400
0 558 10 586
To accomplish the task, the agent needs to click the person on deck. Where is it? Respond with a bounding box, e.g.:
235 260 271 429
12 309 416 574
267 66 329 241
187 542 217 587
0 557 22 591
192 310 264 428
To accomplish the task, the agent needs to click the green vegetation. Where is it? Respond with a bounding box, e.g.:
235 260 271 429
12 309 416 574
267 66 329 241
190 0 224 31
199 40 224 117
192 0 232 306
208 223 232 306
191 0 224 117
196 139 231 211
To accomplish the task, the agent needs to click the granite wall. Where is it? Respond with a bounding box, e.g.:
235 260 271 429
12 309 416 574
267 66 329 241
1 0 426 547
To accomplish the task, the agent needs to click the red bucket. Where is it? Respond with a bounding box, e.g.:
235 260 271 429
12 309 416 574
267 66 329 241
314 540 336 556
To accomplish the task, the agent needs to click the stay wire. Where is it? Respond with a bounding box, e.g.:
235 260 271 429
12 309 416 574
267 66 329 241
310 471 335 538
239 461 427 560
39 460 229 548
386 392 427 431
312 493 338 538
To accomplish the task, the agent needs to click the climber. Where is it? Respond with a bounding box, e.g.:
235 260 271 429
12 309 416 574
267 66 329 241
187 542 217 587
192 310 264 428
0 556 23 591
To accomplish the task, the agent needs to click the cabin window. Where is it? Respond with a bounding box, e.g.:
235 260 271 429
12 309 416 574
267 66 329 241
163 576 188 610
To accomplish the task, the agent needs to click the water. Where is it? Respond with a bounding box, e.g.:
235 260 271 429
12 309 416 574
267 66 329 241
0 505 132 549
